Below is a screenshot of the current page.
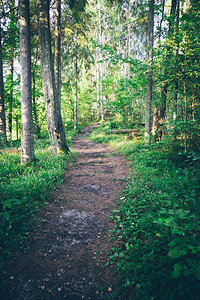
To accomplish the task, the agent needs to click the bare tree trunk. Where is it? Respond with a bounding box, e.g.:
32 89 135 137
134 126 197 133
16 114 19 140
74 28 78 130
152 108 158 138
127 0 131 80
7 0 15 141
98 0 104 121
183 82 187 151
54 0 61 103
32 44 40 137
0 4 6 142
8 58 13 140
118 12 122 80
38 0 69 155
96 23 100 120
173 0 180 123
158 80 167 139
145 0 154 144
19 0 35 164
32 67 40 137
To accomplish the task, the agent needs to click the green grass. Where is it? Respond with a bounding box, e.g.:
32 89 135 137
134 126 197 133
0 131 77 270
90 123 200 299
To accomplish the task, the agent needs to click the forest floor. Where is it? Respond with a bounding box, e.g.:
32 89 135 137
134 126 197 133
1 124 130 300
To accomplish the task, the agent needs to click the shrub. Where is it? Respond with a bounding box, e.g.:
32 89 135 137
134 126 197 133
91 124 200 299
0 136 76 269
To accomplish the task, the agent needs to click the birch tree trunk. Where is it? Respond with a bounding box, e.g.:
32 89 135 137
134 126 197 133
38 0 69 155
19 0 35 164
145 0 154 144
0 3 6 142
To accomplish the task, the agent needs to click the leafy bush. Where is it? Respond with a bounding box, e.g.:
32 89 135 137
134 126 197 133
91 124 200 299
0 136 76 269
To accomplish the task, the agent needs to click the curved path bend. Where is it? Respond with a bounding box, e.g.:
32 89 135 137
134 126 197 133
2 125 130 299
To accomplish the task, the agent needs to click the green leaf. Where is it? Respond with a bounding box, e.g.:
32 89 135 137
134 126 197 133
171 263 183 278
165 217 174 224
2 211 10 220
195 266 200 280
119 252 124 258
104 262 110 267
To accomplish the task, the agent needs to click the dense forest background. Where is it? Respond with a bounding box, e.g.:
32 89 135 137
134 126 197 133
0 0 200 299
0 0 199 151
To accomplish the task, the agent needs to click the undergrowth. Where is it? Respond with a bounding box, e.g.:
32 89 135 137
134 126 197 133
0 132 77 271
90 124 200 299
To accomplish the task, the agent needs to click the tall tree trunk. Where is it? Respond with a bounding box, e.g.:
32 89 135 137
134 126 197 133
0 4 6 142
183 81 187 151
19 0 35 164
38 0 69 155
32 44 40 137
16 114 19 140
127 1 131 80
96 23 100 121
7 0 15 140
8 57 13 140
54 0 61 103
152 108 158 138
173 0 180 117
32 67 40 137
118 11 122 80
74 28 78 130
145 0 154 144
158 80 167 140
98 0 104 121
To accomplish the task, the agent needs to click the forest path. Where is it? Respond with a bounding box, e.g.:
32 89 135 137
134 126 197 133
2 124 130 299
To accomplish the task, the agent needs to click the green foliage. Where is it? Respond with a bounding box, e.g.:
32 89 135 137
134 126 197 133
91 124 200 299
0 135 76 269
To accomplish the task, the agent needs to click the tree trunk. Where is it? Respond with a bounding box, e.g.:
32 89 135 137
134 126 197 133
183 82 187 151
16 114 19 140
118 12 122 80
32 44 41 137
96 23 100 120
152 108 158 138
0 5 6 142
173 0 180 120
98 0 104 121
7 0 15 140
32 64 41 137
158 80 167 139
127 1 131 80
145 0 154 144
8 58 13 140
38 0 69 155
74 28 78 130
19 0 35 164
54 0 61 103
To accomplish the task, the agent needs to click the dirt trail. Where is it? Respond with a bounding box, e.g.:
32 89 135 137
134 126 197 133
1 125 130 299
